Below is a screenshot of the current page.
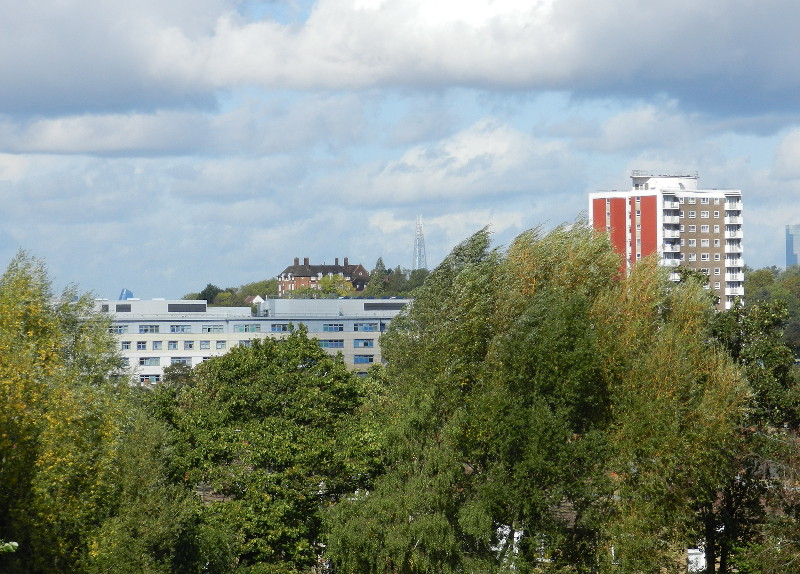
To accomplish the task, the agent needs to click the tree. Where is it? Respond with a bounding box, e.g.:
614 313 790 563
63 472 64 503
199 283 223 304
326 223 752 573
166 328 372 573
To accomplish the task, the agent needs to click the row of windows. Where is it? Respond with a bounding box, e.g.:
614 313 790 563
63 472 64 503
681 211 720 219
681 238 720 248
122 340 227 351
318 339 374 348
681 253 721 262
680 197 720 205
113 322 384 335
680 224 719 233
136 356 215 367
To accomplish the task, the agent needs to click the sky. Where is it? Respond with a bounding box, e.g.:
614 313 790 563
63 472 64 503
2 0 800 299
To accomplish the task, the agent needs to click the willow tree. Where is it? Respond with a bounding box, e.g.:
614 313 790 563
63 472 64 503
325 223 751 573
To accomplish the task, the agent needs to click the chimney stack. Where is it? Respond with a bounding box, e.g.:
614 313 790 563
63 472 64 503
335 257 339 265
304 257 309 266
344 257 349 266
294 257 299 266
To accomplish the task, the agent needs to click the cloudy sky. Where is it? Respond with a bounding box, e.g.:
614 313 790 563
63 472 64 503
2 0 799 299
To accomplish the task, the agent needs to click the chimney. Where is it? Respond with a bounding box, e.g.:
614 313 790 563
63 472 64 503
304 257 309 266
335 257 339 266
294 257 299 266
344 257 349 266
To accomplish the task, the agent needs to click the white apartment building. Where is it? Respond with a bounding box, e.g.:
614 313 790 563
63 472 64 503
95 297 410 384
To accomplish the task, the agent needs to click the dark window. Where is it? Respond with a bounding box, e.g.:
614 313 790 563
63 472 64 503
116 304 131 312
168 303 207 313
363 302 406 311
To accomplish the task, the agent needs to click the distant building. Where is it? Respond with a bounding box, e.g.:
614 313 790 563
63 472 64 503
786 225 800 268
589 171 744 309
277 257 369 297
95 297 409 383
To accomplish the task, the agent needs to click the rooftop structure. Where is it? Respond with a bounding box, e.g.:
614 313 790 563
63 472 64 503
277 257 369 297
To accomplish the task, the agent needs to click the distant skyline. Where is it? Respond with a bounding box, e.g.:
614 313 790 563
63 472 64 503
2 1 800 299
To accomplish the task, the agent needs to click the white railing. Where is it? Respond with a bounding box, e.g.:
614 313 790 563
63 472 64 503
663 201 680 209
660 259 681 267
726 273 744 281
726 258 744 267
662 244 681 252
725 244 743 253
725 230 743 238
725 216 741 224
663 230 681 238
663 215 680 224
726 287 744 296
726 201 743 210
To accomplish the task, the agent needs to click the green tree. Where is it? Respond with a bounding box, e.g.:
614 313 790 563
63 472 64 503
362 258 388 298
168 328 371 573
326 224 752 573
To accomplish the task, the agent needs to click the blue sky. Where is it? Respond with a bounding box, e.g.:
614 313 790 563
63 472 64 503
2 0 799 299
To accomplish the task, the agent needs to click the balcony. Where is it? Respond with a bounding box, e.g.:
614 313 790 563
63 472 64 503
663 215 680 224
663 201 680 209
726 286 744 296
662 244 681 252
725 216 742 224
660 258 681 267
726 200 743 210
726 272 744 281
663 229 681 238
726 258 744 267
725 243 743 253
725 230 743 239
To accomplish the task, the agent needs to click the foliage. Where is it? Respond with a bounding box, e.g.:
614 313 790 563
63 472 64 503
361 258 430 298
184 279 278 306
745 264 800 356
325 223 757 573
0 251 206 573
161 328 374 573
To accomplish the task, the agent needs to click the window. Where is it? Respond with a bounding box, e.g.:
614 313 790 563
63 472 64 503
714 282 721 289
688 225 696 232
354 355 375 364
679 197 685 204
271 324 290 332
184 341 194 350
700 239 710 247
680 211 685 218
354 339 374 348
216 341 226 350
200 340 210 350
152 341 162 350
701 253 710 261
139 324 159 333
701 197 709 204
137 341 147 350
354 323 378 332
701 225 710 233
680 225 685 232
139 357 160 366
700 211 709 218
688 239 696 247
120 357 129 366
714 239 720 247
319 340 344 348
170 324 191 333
110 325 128 334
239 340 252 348
680 239 685 246
714 268 721 275
700 268 710 275
168 341 178 350
714 198 720 204
714 254 721 261
636 223 641 230
121 341 131 350
202 325 223 333
679 253 685 260
688 197 696 204
235 324 261 333
688 211 696 218
323 323 344 332
713 225 720 233
636 210 641 216
139 374 161 384
713 211 719 218
171 357 191 365
689 254 697 262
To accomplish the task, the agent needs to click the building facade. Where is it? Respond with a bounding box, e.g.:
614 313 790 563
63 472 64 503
277 257 370 297
787 224 800 268
95 297 409 384
589 172 744 309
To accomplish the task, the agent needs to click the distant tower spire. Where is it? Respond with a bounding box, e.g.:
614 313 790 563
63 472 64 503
413 215 427 270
